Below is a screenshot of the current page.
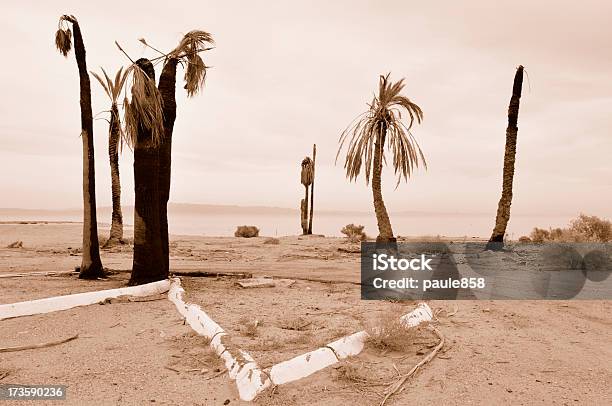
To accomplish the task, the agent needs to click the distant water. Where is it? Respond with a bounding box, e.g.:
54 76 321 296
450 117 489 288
0 208 572 239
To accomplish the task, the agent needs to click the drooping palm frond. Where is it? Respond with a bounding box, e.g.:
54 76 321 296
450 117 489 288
336 74 426 186
54 16 73 56
123 64 165 149
301 157 314 186
170 30 214 97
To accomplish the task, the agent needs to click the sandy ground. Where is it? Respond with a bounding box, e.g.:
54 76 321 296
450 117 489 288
0 222 611 405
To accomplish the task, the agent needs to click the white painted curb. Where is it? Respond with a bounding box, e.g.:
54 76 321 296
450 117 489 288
268 303 433 385
168 278 271 401
0 279 171 320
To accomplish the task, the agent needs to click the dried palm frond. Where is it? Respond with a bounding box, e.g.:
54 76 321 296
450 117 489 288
336 73 426 186
169 30 214 97
301 157 314 186
54 27 72 56
123 63 165 149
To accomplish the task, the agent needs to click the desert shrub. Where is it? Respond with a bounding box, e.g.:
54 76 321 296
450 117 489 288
341 223 366 242
518 236 532 243
570 214 612 242
234 225 259 238
530 214 612 244
530 227 550 243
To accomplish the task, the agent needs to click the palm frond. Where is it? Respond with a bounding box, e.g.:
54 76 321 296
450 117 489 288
123 63 165 149
170 30 214 97
90 70 111 99
337 74 426 186
54 27 72 56
301 157 314 186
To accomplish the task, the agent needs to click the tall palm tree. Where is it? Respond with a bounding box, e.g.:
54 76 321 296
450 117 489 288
122 58 166 285
300 157 313 234
91 67 130 246
140 31 213 274
55 15 104 279
337 74 425 243
487 65 524 250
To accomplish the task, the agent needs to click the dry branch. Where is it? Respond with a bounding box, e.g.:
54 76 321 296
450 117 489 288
380 326 445 406
0 334 78 353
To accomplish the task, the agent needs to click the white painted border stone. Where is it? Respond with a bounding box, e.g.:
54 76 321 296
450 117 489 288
0 279 171 320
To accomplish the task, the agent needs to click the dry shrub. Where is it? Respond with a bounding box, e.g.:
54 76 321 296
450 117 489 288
238 317 260 337
334 359 372 384
341 223 367 242
365 308 429 353
278 316 311 331
530 214 612 243
6 241 23 249
263 237 280 245
518 236 532 243
234 225 260 238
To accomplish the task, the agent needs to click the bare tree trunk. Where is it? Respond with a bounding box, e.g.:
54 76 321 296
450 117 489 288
157 58 178 274
487 65 524 250
107 103 123 245
129 59 165 285
70 19 103 279
372 122 395 243
307 144 316 235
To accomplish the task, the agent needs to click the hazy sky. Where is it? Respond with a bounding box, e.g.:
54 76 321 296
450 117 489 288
1 0 611 221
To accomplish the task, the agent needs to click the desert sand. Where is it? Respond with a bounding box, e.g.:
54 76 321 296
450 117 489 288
0 222 611 405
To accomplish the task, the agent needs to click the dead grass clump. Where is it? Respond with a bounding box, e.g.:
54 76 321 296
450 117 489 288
341 223 367 242
263 237 280 245
284 331 314 346
234 225 260 238
278 316 312 331
365 308 429 353
238 317 260 337
518 236 532 243
333 359 373 384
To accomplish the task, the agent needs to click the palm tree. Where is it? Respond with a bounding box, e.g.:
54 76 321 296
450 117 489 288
55 15 104 279
300 157 313 234
487 65 524 250
140 31 213 273
122 58 166 285
337 74 425 243
91 67 130 247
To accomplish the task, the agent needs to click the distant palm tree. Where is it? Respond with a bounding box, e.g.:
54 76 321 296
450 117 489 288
337 74 425 243
487 65 524 250
140 31 213 273
300 157 314 234
91 67 129 246
308 144 316 234
55 15 104 279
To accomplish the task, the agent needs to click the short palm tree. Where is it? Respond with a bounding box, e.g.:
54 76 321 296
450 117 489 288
337 74 426 243
55 14 104 278
91 67 130 246
300 156 314 234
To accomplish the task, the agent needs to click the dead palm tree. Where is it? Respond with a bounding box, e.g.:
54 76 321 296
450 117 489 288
308 144 316 234
487 65 524 250
55 15 103 279
139 31 213 273
121 58 166 285
91 67 130 246
337 74 425 243
300 157 314 234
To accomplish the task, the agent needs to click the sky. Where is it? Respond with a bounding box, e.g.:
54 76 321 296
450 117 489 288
0 0 611 221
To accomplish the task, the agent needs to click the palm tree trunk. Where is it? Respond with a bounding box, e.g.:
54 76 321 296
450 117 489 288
129 59 165 285
487 65 524 250
71 20 103 279
302 186 310 235
307 144 316 235
372 122 395 243
107 103 123 245
157 58 178 274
